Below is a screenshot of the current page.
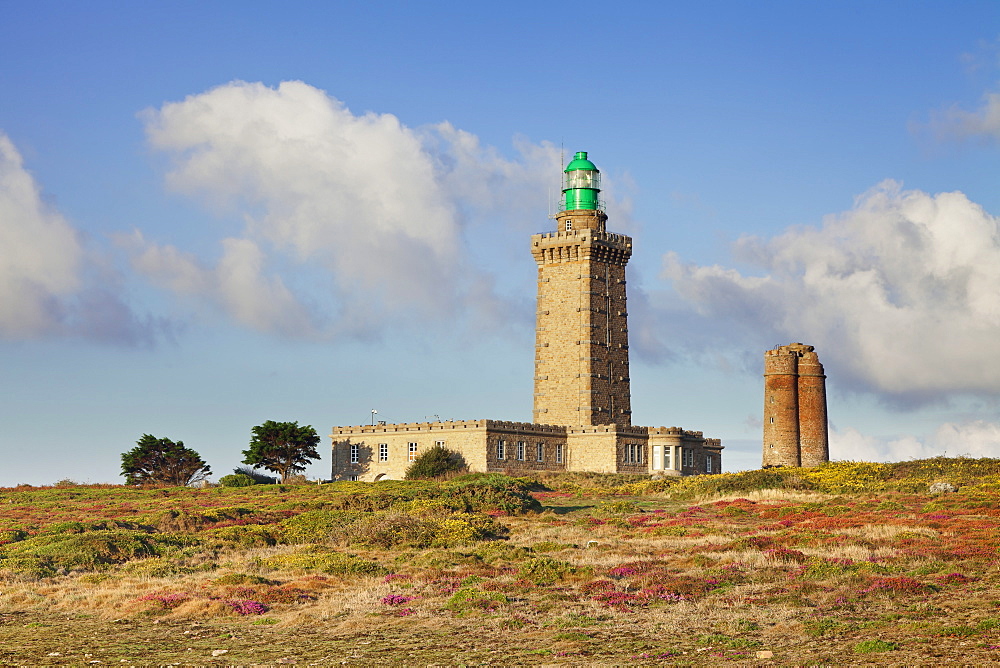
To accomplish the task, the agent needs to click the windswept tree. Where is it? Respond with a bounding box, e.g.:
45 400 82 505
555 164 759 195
242 420 320 483
121 434 211 486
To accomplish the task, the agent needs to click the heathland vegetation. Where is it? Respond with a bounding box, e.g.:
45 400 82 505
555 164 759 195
2 457 1000 664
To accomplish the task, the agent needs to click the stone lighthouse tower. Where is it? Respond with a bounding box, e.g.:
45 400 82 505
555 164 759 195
763 343 829 467
531 152 633 426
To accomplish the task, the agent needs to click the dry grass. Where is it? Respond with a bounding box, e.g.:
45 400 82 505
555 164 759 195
3 468 1000 664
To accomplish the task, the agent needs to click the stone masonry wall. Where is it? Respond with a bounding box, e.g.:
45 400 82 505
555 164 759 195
532 209 633 427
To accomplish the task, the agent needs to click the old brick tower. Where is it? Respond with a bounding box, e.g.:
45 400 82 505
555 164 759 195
763 343 829 467
531 152 633 426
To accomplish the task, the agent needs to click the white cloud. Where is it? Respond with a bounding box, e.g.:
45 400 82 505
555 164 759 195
137 81 567 337
0 132 165 344
661 180 1000 402
926 90 1000 144
0 133 84 337
124 231 314 335
832 421 1000 462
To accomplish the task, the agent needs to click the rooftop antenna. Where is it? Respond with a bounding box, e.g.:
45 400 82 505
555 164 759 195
370 409 378 426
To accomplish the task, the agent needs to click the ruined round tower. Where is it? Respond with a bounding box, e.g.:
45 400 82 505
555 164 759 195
763 343 829 467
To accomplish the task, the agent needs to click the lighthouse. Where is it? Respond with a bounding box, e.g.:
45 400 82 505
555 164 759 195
531 151 633 426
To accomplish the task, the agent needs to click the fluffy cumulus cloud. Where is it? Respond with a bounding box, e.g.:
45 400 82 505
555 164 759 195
0 133 84 336
135 81 564 337
833 420 1000 462
661 180 1000 403
0 133 158 344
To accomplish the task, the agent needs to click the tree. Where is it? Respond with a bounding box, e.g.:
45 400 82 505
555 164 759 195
404 444 466 480
242 420 320 483
121 434 211 487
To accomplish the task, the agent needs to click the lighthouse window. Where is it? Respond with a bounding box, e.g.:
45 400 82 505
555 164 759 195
769 417 774 424
565 220 573 231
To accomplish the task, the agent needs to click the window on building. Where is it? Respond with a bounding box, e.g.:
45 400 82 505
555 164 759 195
682 449 694 468
350 444 359 464
408 442 418 462
769 417 774 424
496 440 506 460
706 456 713 473
556 443 563 464
435 440 445 447
664 448 672 469
516 441 525 461
565 220 573 231
536 442 544 462
349 474 360 481
379 443 388 462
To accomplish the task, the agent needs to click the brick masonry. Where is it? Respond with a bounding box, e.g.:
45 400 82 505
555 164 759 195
762 343 829 467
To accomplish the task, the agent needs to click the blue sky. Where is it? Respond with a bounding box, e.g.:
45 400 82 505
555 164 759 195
2 1 999 486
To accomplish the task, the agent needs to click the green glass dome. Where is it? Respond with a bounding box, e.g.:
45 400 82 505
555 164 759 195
564 151 598 172
562 151 601 211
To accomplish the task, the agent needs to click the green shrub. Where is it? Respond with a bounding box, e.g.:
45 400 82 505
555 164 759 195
443 587 507 613
517 556 577 584
0 529 29 545
258 547 386 577
0 530 196 575
219 473 256 487
205 524 280 548
853 639 898 653
404 445 466 480
279 510 363 544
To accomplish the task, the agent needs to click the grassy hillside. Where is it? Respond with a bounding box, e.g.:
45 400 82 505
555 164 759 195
2 459 1000 664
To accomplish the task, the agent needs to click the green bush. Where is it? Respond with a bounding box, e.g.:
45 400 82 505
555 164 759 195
405 444 466 480
517 556 577 584
258 547 386 576
853 639 898 653
279 510 362 544
0 530 197 575
205 524 280 548
443 587 507 613
219 473 256 487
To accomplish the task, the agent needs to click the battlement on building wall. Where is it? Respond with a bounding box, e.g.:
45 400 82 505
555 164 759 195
532 229 631 245
331 420 570 436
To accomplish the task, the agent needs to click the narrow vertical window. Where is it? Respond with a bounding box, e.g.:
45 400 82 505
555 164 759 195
556 443 563 464
350 444 359 464
408 442 418 462
536 442 544 462
517 441 525 461
706 456 713 473
664 448 671 470
379 443 388 462
497 440 506 460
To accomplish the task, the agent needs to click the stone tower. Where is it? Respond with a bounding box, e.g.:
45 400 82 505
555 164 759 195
762 343 829 467
531 152 633 426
